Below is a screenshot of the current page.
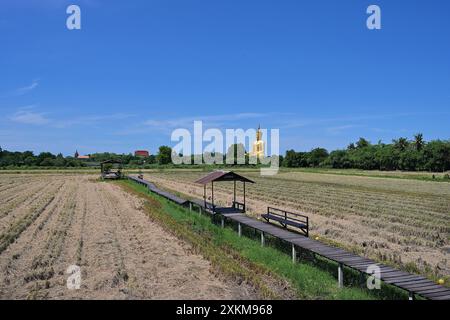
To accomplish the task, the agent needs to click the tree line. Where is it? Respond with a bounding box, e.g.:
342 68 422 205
1 134 449 171
282 135 450 172
0 148 157 168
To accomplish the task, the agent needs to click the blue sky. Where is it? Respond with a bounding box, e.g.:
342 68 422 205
1 0 449 156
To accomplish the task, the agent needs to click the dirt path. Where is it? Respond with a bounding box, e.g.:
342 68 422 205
0 175 256 299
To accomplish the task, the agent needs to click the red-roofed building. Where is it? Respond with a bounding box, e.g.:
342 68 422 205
134 150 150 157
74 150 90 160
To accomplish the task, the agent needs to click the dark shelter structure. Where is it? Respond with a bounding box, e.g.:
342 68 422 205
100 159 123 179
195 171 254 214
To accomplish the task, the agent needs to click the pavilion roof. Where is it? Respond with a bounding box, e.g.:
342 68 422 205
194 171 255 185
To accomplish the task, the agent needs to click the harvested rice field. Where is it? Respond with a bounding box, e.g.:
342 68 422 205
0 174 256 299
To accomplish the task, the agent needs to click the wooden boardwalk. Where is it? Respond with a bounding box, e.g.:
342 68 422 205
127 175 450 300
220 212 450 300
129 175 189 206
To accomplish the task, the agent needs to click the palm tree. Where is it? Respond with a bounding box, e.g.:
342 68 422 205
414 133 424 151
393 137 409 151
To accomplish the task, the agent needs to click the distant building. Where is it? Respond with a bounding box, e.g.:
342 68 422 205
135 150 150 157
74 150 90 160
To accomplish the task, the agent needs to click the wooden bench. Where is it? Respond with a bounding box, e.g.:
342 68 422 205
261 207 309 237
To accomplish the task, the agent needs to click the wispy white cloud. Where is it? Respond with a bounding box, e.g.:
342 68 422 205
277 111 450 130
8 107 134 128
53 113 135 128
327 124 364 134
10 108 50 125
369 127 409 134
142 112 266 129
15 79 39 96
116 112 279 136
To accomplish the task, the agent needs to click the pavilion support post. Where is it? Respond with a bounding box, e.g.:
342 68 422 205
189 202 192 212
203 185 206 210
338 263 344 288
243 181 246 212
199 206 202 215
233 180 236 207
291 244 296 263
260 231 265 247
221 216 224 228
238 223 241 237
211 182 214 213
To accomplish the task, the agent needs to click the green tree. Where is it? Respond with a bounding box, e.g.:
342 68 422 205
423 140 450 172
283 150 307 167
53 156 66 167
307 148 329 167
347 143 356 150
375 144 399 170
24 156 36 166
328 150 350 168
39 157 54 166
283 150 297 167
157 146 172 165
356 138 370 149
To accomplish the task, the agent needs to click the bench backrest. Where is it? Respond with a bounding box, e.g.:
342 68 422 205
267 207 309 226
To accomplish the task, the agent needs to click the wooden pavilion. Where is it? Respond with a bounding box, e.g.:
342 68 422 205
195 171 254 214
100 159 123 180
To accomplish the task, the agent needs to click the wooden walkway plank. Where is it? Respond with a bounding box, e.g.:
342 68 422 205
330 253 365 260
335 257 370 264
347 260 377 268
381 271 423 279
392 275 428 283
313 247 347 254
380 269 419 277
431 294 450 300
383 277 426 285
416 287 450 295
422 291 450 299
322 251 355 258
402 282 445 291
279 234 307 241
381 273 420 281
386 279 435 290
